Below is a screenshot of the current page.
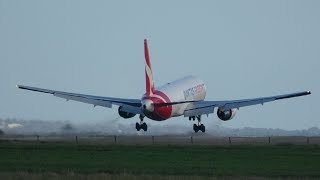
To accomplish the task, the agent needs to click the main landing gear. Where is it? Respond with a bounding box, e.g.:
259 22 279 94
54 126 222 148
189 115 205 133
136 114 147 131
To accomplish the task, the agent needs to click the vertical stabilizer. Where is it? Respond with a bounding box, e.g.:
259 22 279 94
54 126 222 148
144 39 155 97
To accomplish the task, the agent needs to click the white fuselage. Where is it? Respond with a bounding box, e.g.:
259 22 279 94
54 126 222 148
142 75 206 120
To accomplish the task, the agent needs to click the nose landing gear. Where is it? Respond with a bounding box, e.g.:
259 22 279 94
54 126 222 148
191 115 205 133
136 114 147 131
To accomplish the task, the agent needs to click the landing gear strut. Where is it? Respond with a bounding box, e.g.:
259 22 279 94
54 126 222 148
136 114 147 131
191 115 205 133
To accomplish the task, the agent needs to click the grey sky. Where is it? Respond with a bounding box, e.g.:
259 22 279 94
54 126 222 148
1 0 319 130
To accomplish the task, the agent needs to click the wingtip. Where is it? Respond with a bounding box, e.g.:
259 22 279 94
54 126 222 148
16 84 25 89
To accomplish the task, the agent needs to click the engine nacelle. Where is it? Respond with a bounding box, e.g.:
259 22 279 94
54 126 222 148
217 108 237 121
118 106 136 119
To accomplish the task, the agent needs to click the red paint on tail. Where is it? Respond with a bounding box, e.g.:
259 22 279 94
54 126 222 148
144 39 155 97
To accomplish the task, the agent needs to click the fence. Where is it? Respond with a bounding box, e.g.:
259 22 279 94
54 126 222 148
1 135 320 145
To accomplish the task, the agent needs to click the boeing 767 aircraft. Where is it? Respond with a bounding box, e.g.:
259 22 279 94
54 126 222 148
17 39 311 132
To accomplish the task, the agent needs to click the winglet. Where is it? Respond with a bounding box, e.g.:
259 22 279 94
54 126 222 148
144 39 155 97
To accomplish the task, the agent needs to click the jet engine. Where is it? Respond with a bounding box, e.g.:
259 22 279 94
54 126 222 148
118 106 136 119
217 107 237 121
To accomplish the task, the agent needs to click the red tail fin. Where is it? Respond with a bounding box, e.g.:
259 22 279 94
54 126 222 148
144 39 155 97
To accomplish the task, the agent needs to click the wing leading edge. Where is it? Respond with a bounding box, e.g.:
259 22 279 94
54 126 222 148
17 85 142 114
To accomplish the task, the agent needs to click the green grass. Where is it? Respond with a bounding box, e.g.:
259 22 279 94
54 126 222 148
2 172 307 180
0 141 320 177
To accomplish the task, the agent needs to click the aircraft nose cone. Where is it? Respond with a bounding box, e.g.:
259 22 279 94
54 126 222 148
141 99 154 112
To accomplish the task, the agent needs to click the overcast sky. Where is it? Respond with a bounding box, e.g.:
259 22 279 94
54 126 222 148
1 0 319 130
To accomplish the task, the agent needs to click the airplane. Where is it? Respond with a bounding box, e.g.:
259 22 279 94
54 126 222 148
17 39 311 133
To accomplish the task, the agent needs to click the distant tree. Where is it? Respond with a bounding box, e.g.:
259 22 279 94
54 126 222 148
62 123 73 131
0 129 4 135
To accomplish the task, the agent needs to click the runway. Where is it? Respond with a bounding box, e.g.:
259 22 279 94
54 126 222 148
1 135 320 145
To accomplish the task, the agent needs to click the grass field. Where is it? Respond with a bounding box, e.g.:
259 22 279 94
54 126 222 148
0 140 319 179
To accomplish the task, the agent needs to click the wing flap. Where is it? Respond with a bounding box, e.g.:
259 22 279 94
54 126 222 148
184 106 214 117
54 93 112 108
183 91 311 117
17 85 141 109
222 97 275 110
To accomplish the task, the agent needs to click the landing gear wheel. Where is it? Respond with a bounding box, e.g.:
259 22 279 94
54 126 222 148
141 123 148 131
136 115 147 132
136 122 141 131
193 124 199 133
189 116 196 121
199 124 205 133
192 115 205 133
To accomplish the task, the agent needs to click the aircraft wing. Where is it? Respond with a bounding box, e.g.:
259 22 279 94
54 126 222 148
17 85 142 114
182 91 311 117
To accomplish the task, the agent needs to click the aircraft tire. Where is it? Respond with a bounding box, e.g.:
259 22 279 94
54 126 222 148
200 124 205 133
193 124 199 133
136 122 141 131
141 122 148 131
